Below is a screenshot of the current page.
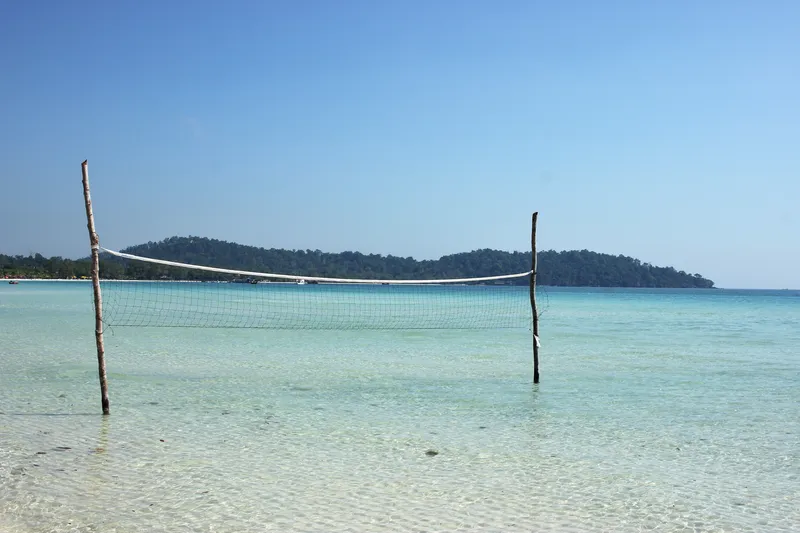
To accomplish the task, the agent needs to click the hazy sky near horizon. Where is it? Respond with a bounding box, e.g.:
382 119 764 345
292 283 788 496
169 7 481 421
1 1 798 288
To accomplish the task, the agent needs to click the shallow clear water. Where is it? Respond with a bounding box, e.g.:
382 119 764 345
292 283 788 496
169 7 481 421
1 282 798 532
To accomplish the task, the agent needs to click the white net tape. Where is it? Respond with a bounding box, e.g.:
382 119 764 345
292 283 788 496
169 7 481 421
100 248 532 284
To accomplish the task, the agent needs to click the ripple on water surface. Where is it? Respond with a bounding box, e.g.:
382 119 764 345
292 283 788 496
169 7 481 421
0 285 798 532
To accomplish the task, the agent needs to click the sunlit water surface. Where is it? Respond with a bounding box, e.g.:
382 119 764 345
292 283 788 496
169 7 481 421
1 283 798 532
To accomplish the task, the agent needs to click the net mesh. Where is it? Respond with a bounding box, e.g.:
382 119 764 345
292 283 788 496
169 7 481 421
99 250 533 330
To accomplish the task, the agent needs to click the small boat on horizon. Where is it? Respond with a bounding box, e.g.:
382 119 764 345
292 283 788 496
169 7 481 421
296 279 306 285
8 280 19 285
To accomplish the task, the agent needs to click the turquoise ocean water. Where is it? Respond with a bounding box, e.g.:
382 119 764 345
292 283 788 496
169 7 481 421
0 282 798 532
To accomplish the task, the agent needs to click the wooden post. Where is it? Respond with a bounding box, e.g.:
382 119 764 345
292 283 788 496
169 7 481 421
81 160 110 415
530 212 540 384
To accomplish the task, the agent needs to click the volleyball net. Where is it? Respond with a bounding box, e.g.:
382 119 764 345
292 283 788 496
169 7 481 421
99 248 533 330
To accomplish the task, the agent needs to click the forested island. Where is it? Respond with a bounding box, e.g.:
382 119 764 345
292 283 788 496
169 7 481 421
2 236 714 288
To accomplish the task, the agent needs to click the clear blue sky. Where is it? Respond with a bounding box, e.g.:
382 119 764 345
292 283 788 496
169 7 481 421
1 1 798 288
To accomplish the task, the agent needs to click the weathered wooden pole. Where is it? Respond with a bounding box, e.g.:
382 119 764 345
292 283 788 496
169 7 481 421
81 160 110 415
530 212 540 384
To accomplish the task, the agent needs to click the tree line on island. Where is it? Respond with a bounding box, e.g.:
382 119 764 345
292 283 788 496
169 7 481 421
1 236 714 288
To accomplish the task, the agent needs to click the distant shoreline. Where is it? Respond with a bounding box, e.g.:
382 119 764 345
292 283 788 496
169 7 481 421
2 239 716 289
7 279 795 290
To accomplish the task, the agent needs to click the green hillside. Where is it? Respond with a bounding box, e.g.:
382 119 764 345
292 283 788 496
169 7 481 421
1 236 714 288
